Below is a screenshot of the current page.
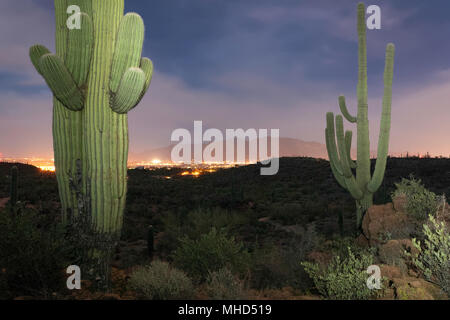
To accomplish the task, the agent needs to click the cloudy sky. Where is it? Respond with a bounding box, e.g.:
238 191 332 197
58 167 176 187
1 0 450 158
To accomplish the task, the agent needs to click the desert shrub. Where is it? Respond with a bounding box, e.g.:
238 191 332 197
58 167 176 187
250 223 318 290
120 209 152 242
271 203 304 225
0 207 73 298
186 208 249 238
301 246 377 300
205 268 246 300
173 227 250 282
158 207 248 256
0 270 8 299
436 194 450 221
271 202 326 225
128 260 194 300
392 176 438 220
250 245 292 290
409 215 450 294
318 237 364 257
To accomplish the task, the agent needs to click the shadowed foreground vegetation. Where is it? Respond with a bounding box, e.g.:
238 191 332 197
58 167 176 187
0 157 449 299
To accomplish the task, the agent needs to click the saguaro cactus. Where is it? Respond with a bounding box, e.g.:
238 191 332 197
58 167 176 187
325 2 395 229
29 0 153 284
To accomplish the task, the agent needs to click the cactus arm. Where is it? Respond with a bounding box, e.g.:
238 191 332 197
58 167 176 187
339 95 357 123
336 115 363 200
110 13 145 93
110 57 153 113
137 57 154 102
325 112 344 175
52 0 79 220
335 116 355 179
65 12 94 87
39 54 84 111
29 45 51 75
325 128 347 189
345 130 357 169
110 67 146 114
368 43 395 193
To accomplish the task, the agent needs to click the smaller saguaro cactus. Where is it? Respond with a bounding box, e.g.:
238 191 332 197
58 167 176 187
325 2 395 229
10 166 18 211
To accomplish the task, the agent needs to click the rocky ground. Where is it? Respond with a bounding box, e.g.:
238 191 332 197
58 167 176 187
353 196 448 300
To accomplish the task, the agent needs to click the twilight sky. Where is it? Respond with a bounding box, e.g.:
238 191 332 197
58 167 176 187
1 0 450 158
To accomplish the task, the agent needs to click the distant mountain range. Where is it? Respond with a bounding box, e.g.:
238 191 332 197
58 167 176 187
128 135 419 163
129 137 334 163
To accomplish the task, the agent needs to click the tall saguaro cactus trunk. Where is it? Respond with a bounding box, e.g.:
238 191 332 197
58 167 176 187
29 0 153 288
325 3 395 230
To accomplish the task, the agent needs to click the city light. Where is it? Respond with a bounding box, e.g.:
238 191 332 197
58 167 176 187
38 166 56 172
0 157 244 174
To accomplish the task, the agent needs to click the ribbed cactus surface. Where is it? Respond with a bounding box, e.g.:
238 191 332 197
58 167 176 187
29 0 153 236
325 2 395 229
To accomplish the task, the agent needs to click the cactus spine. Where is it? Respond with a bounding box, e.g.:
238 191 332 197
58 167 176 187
29 0 153 281
325 2 395 229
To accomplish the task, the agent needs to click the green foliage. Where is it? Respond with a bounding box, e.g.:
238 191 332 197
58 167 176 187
409 215 450 294
183 208 249 239
128 260 194 300
302 246 377 300
147 225 154 259
270 201 326 225
173 228 251 282
0 163 58 206
0 208 74 298
205 268 246 300
250 223 318 290
159 207 249 256
9 166 18 210
392 175 438 220
378 231 393 244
